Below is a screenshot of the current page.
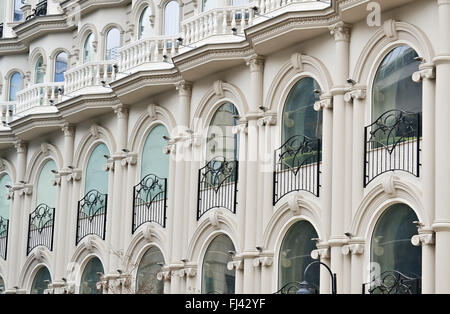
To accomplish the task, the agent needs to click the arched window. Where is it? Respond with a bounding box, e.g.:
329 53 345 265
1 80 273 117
30 267 51 294
34 56 45 84
138 6 153 40
54 52 68 83
80 257 104 294
0 276 5 293
206 103 239 162
141 125 170 179
372 46 422 121
135 246 165 294
85 143 110 195
282 77 322 143
13 0 23 21
278 221 319 292
9 72 22 101
83 33 95 64
202 234 235 294
36 160 57 208
0 174 12 220
202 0 219 11
105 28 120 61
164 1 179 36
370 203 421 293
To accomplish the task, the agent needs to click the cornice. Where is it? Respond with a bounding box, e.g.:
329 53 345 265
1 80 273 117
12 15 74 44
61 0 132 18
7 112 65 140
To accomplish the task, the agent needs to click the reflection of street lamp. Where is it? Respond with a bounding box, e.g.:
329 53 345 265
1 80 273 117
296 261 337 294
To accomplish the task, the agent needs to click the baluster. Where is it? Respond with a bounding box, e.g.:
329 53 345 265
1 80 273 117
266 0 271 13
163 39 168 58
231 9 236 33
50 86 55 104
195 20 200 42
111 63 116 81
43 86 49 106
171 38 176 56
213 11 218 35
260 0 266 14
199 16 204 40
222 10 227 34
241 9 246 30
103 63 108 83
95 64 101 85
190 22 195 44
154 40 159 62
248 7 253 26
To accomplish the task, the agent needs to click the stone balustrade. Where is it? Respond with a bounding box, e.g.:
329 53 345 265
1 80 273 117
15 83 64 115
64 60 117 94
254 0 331 15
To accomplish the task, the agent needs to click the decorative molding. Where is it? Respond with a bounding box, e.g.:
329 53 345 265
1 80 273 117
113 104 129 119
383 19 398 41
14 140 28 153
90 125 100 139
344 87 367 103
412 63 436 82
41 143 50 156
147 104 157 121
290 52 304 73
341 243 364 256
213 80 225 98
232 122 248 135
381 173 399 197
246 54 265 73
314 94 333 111
257 114 277 127
227 259 244 271
411 228 435 247
253 256 273 268
287 192 303 215
121 153 138 167
311 245 329 260
62 123 75 137
175 80 193 97
329 21 351 42
67 169 82 182
208 210 223 229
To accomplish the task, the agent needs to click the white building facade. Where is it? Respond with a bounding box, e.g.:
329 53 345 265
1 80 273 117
0 0 449 294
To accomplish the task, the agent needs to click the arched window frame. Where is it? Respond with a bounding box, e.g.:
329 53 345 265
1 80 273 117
34 158 57 209
30 266 51 294
162 0 181 36
83 32 96 64
137 5 154 40
34 55 45 84
135 245 165 294
140 123 170 179
79 256 104 294
8 71 23 102
52 50 69 83
102 25 122 61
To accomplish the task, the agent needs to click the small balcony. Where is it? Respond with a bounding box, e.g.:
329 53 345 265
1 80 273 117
197 157 238 220
15 82 64 115
118 36 180 73
364 110 421 187
0 102 15 125
273 135 321 205
362 270 421 294
0 216 9 260
64 60 117 95
132 174 167 233
27 204 55 255
76 190 108 245
25 0 48 20
253 0 332 16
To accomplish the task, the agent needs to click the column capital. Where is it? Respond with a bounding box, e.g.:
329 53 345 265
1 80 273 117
232 122 248 135
257 114 277 127
246 54 265 73
120 153 138 167
344 87 367 103
412 63 436 82
113 104 129 119
175 80 193 97
14 140 27 153
341 243 365 256
61 123 76 137
329 21 352 42
314 94 333 111
411 231 435 247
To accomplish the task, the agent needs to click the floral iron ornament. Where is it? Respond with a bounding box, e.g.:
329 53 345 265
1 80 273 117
76 190 108 244
27 204 55 254
364 270 420 294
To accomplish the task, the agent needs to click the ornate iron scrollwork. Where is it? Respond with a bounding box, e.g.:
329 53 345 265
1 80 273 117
26 0 47 20
0 216 9 260
364 110 421 187
197 157 238 220
76 190 108 245
133 174 167 232
273 135 321 204
274 281 319 294
364 270 421 294
27 204 55 255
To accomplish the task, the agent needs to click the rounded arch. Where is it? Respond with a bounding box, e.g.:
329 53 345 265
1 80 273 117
162 0 182 36
78 255 105 294
29 47 48 83
50 48 70 82
25 143 64 185
18 248 53 291
353 20 435 87
133 0 157 40
76 23 99 63
0 158 17 186
101 23 125 60
0 172 13 220
134 244 166 294
5 69 25 102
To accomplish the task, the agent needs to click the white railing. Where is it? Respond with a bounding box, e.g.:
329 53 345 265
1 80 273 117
0 101 15 123
255 0 332 15
64 60 117 94
118 35 180 73
15 83 64 115
181 5 255 45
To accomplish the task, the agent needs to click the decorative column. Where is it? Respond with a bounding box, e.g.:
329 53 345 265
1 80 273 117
242 54 265 293
120 152 137 249
157 267 172 294
5 140 27 293
341 240 364 294
227 258 244 294
311 244 331 294
253 253 274 294
328 21 351 294
102 156 115 277
433 0 450 293
411 228 435 294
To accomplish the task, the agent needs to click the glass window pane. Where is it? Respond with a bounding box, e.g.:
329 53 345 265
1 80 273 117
278 221 319 292
9 72 22 101
34 56 45 84
282 77 322 143
201 234 235 294
202 0 219 11
54 52 68 83
36 160 57 208
370 204 422 292
206 103 238 162
30 267 51 294
141 125 170 179
106 28 120 61
232 0 249 5
80 257 104 294
0 174 12 220
85 143 110 195
136 246 165 294
139 7 153 40
164 1 179 36
372 46 422 121
14 0 23 21
0 276 4 294
83 33 95 63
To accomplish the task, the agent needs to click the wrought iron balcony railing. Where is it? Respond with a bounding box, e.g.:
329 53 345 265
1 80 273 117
76 190 108 245
363 270 421 294
26 0 48 20
364 110 421 187
273 135 321 205
133 174 167 233
27 204 55 255
0 217 9 260
197 157 238 220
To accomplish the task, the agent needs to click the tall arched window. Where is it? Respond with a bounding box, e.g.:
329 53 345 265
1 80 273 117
202 234 235 294
9 72 22 101
282 77 322 143
34 56 45 84
136 246 165 294
13 0 23 21
80 257 104 294
370 203 421 293
54 52 68 82
372 46 422 121
138 6 153 39
83 33 95 64
278 221 319 292
30 267 51 294
105 28 121 61
85 143 110 195
141 125 170 179
36 160 57 208
164 1 179 36
206 103 239 162
0 174 12 220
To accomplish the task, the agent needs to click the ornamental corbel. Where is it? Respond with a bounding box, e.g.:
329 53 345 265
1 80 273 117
311 246 330 260
412 64 436 82
257 114 277 127
383 19 398 41
51 174 61 187
18 184 33 196
142 224 156 242
342 244 364 256
67 169 82 182
314 94 333 111
344 88 367 103
147 104 157 121
157 270 172 282
208 209 223 229
6 189 14 200
84 235 96 253
213 80 225 98
35 247 46 262
103 160 115 172
382 172 399 196
163 144 176 155
290 52 304 73
232 123 248 135
253 256 273 268
184 268 197 278
90 125 100 139
288 192 303 215
121 153 138 167
411 231 435 247
227 260 244 271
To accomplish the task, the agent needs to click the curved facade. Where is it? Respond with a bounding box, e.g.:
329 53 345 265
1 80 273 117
0 0 448 294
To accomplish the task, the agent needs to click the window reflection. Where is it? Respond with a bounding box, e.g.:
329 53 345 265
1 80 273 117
139 6 153 39
54 52 68 83
106 28 120 61
80 257 104 294
30 267 51 294
9 72 22 101
35 56 45 84
136 246 165 294
83 33 95 63
164 1 179 36
14 0 23 21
